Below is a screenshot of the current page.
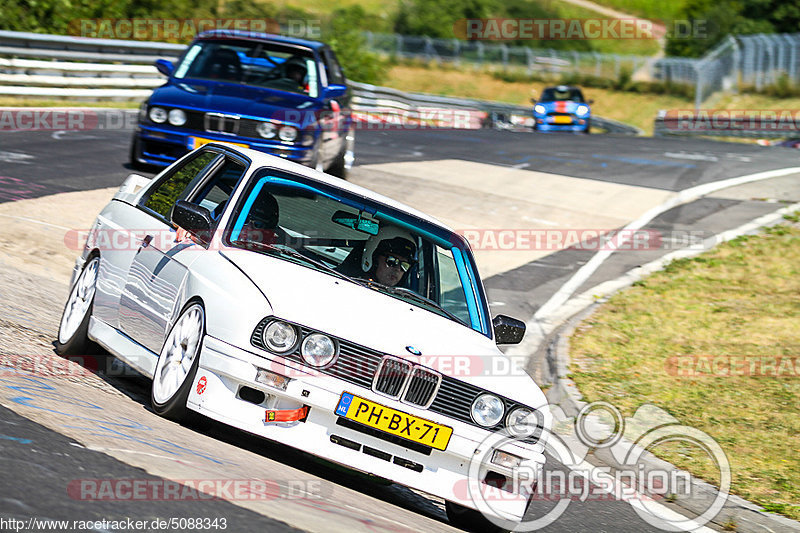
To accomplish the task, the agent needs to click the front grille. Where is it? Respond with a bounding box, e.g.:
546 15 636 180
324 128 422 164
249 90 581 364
373 357 411 398
403 367 441 408
250 317 544 441
205 112 240 135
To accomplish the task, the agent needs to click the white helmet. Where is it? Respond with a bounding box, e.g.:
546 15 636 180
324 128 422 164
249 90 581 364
361 226 417 273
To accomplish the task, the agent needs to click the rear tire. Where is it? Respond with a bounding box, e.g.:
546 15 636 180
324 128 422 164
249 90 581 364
151 302 204 421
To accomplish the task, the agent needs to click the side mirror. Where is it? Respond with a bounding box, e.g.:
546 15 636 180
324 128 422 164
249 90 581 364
172 200 213 245
325 84 348 99
492 315 526 345
155 59 175 77
588 99 595 104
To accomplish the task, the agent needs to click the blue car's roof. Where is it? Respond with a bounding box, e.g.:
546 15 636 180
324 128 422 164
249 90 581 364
196 29 326 50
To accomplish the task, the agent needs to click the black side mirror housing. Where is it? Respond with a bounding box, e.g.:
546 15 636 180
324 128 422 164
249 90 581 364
493 315 526 344
172 200 213 245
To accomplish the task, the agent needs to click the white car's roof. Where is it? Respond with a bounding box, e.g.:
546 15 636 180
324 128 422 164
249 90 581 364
229 145 453 232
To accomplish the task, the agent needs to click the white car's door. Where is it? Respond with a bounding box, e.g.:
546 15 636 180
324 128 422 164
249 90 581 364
117 150 246 353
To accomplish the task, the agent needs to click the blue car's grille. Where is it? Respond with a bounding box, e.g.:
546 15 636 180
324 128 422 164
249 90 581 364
175 110 264 140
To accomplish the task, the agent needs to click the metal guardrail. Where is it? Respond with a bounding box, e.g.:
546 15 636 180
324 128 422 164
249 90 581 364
0 30 641 134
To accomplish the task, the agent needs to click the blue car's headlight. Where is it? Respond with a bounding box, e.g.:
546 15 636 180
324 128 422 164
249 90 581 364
534 104 546 115
279 125 298 142
257 121 277 139
576 105 590 116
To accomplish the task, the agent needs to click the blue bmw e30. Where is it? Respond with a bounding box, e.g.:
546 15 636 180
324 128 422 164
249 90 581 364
130 30 355 177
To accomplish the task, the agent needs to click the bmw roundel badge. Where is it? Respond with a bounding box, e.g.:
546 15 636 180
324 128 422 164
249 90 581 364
405 346 422 356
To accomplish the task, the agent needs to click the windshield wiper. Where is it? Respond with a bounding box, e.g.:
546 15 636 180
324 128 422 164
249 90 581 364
351 278 462 323
231 240 352 282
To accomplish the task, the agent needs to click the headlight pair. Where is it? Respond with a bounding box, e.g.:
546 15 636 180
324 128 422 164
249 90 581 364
148 106 186 126
262 320 337 367
256 121 298 142
471 394 538 434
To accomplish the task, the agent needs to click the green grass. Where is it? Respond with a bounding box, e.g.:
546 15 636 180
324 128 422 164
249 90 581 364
569 224 800 521
542 0 661 55
588 0 687 22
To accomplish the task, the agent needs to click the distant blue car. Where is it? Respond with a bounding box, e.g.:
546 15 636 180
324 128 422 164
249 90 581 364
130 30 354 177
532 85 592 133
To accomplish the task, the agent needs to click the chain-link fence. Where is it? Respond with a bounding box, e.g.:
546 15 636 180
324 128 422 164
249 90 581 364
366 32 800 109
364 32 650 80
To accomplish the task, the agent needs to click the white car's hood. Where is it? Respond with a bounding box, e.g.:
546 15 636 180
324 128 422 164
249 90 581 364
223 249 547 410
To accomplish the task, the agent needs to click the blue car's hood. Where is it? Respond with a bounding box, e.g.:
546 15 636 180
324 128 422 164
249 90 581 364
150 79 322 122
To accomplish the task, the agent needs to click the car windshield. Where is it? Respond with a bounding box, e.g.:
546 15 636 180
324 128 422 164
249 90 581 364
173 39 319 98
225 171 491 335
539 87 585 103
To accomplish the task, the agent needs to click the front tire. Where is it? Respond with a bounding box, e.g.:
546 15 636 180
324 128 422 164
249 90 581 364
151 302 204 421
445 501 518 533
56 256 100 355
328 125 355 179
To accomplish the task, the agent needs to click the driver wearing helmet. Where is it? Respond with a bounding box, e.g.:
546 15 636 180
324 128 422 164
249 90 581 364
357 227 417 287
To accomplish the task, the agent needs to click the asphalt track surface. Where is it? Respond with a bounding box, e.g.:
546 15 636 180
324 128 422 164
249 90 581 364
2 121 799 532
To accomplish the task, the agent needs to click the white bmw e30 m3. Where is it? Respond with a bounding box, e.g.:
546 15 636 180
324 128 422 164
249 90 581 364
56 143 551 532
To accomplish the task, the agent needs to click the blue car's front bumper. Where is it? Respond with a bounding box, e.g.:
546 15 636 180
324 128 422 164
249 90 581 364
133 124 316 168
533 116 590 133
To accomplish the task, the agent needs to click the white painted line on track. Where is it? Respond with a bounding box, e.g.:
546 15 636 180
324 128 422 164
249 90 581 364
0 212 71 230
529 166 800 327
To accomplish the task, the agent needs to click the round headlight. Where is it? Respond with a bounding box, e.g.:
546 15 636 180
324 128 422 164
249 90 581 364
471 393 505 427
168 108 187 126
149 106 167 123
278 125 298 142
506 407 538 436
533 104 546 115
262 321 297 353
257 121 277 138
576 105 589 116
301 333 337 367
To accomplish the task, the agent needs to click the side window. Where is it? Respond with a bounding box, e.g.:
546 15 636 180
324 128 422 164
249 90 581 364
189 159 246 222
323 49 344 85
143 151 219 220
435 246 470 325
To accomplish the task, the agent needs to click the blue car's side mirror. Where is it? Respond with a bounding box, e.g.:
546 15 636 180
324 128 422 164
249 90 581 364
155 59 175 77
325 84 348 99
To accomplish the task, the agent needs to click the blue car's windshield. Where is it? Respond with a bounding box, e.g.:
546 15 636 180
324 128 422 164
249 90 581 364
174 39 319 98
539 87 585 103
225 171 491 335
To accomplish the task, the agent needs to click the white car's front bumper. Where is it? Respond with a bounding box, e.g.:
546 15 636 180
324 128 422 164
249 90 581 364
187 336 546 521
